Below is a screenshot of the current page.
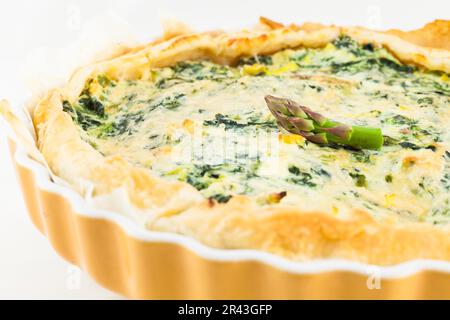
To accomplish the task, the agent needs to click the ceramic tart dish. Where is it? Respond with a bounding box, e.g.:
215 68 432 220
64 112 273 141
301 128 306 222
1 18 450 299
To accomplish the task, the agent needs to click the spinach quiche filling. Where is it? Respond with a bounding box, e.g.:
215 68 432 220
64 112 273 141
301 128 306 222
63 35 450 225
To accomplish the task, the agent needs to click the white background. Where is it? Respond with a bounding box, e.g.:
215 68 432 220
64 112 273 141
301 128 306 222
0 0 448 299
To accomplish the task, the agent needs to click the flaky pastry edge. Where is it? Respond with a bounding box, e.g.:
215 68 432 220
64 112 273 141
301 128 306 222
2 18 450 265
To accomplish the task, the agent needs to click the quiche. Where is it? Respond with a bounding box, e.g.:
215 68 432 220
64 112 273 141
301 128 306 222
4 18 450 265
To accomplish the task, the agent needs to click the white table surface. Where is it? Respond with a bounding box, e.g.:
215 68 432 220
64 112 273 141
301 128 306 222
0 0 448 299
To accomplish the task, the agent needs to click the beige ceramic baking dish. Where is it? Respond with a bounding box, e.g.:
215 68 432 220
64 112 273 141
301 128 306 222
2 17 450 298
2 121 449 299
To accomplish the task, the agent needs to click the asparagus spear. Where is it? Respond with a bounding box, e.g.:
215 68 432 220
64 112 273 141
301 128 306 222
264 95 383 150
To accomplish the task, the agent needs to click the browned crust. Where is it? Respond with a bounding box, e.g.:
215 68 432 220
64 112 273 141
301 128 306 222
2 18 450 265
386 20 450 50
150 196 450 265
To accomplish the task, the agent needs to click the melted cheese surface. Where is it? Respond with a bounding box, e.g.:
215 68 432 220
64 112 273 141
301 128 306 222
64 36 450 226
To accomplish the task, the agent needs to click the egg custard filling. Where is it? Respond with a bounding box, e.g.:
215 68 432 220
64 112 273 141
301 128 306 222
62 35 450 226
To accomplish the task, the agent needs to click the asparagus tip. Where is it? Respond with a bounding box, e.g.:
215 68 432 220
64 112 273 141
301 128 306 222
264 95 383 150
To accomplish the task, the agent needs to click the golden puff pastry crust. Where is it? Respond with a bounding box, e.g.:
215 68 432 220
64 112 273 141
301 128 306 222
3 18 450 265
